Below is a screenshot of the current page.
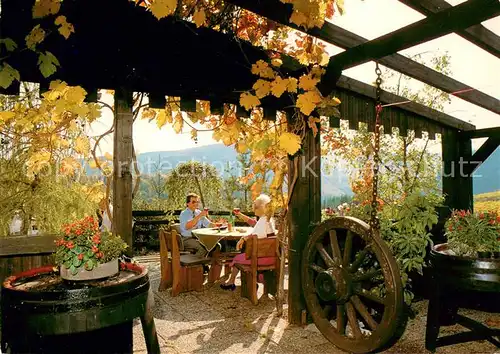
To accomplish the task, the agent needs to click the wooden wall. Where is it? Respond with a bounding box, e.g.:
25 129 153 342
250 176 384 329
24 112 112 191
0 235 57 283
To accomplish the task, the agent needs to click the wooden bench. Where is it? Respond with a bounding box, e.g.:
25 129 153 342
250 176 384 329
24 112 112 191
158 229 210 296
235 236 279 305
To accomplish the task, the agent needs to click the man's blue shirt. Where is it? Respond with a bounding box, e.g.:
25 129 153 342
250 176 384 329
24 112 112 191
179 208 210 237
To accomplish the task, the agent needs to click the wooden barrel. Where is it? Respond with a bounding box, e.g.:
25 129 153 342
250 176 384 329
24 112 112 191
1 263 152 354
430 243 500 293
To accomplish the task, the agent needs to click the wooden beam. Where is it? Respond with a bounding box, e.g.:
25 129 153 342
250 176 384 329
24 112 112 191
180 97 197 112
321 0 500 93
287 112 321 325
113 88 134 256
462 127 500 140
149 93 166 109
464 137 500 176
337 76 475 131
399 0 500 58
0 235 57 256
442 129 473 212
226 0 500 115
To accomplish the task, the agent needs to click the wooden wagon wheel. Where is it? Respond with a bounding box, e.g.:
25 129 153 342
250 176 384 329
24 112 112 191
302 216 404 353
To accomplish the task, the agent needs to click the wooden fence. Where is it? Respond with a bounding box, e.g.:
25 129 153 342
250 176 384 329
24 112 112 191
0 235 57 283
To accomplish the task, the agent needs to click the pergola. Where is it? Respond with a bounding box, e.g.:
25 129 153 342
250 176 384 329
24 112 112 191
1 0 499 325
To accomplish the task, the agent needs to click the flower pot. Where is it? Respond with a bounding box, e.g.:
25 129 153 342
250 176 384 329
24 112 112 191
477 251 492 259
60 259 119 281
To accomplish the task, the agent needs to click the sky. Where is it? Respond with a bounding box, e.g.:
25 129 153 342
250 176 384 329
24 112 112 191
89 0 500 156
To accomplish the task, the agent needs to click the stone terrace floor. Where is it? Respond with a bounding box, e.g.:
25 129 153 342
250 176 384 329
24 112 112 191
132 255 500 354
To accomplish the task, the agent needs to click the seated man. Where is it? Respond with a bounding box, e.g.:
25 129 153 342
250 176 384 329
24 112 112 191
179 193 214 256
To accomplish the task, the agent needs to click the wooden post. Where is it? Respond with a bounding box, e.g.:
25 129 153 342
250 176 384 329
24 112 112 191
288 125 322 325
113 88 134 256
441 128 473 215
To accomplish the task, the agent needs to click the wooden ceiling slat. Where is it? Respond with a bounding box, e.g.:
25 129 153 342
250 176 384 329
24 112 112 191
226 0 500 115
399 0 500 58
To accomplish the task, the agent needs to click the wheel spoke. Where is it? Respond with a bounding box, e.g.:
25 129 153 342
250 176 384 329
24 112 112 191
309 264 325 273
353 268 382 282
323 304 334 320
355 288 386 305
343 231 353 267
351 295 378 331
329 230 342 262
316 243 336 268
349 248 370 273
346 302 362 339
336 304 346 335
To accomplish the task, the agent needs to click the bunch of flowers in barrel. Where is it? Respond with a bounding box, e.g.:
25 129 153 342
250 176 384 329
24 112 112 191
445 210 500 256
55 216 127 275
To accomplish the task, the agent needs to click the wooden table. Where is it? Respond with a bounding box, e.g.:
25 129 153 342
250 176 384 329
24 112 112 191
192 227 252 253
192 227 253 282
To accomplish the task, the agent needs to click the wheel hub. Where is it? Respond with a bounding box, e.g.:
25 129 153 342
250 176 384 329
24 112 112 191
315 267 352 303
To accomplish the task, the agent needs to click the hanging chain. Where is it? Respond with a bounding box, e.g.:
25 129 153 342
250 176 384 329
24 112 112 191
370 63 383 233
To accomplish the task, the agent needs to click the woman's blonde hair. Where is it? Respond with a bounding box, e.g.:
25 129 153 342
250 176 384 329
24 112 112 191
255 194 273 219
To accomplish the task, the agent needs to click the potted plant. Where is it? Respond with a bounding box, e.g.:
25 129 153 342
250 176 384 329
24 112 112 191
55 216 128 281
444 210 500 258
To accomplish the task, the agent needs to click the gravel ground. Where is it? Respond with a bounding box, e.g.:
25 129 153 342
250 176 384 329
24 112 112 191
133 256 500 354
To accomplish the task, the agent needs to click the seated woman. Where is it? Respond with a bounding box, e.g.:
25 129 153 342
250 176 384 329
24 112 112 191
220 194 276 291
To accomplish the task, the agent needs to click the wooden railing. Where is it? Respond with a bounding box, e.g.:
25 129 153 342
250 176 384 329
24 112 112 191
0 235 57 282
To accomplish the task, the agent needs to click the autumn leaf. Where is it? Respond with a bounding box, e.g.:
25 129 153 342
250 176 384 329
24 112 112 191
0 111 15 121
104 152 113 160
251 60 275 79
296 90 322 115
88 159 98 169
251 179 264 200
0 63 20 89
279 132 302 155
271 58 283 67
26 151 51 175
290 11 307 27
286 77 298 93
173 112 183 133
299 74 319 91
308 116 321 137
38 51 60 78
25 25 46 50
74 136 90 155
252 79 271 99
0 38 17 52
191 129 198 141
236 141 248 153
87 104 101 121
193 8 206 27
60 157 80 175
336 0 345 15
271 77 287 98
240 92 260 111
142 108 157 120
64 86 86 103
54 16 75 39
156 110 167 128
150 0 177 19
32 0 61 18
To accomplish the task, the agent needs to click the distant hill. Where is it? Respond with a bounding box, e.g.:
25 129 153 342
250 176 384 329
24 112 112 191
85 143 499 197
473 146 500 194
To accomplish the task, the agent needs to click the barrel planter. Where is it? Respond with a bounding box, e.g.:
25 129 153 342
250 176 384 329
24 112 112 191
425 243 500 351
1 262 159 354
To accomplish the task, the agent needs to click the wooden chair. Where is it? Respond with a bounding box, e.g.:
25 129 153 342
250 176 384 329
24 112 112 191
158 229 210 296
235 236 279 305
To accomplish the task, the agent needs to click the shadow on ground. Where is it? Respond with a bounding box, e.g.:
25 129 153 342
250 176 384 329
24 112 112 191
132 258 500 354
